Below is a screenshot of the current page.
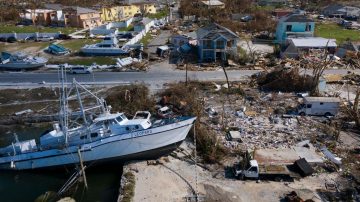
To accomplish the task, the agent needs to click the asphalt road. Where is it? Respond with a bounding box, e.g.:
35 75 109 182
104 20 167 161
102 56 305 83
0 68 357 87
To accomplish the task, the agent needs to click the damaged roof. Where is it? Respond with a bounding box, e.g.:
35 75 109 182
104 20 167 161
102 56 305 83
282 14 314 22
289 37 337 48
196 23 239 41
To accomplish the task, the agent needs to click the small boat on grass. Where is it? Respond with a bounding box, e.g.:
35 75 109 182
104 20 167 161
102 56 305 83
80 35 129 56
46 44 70 55
0 52 47 70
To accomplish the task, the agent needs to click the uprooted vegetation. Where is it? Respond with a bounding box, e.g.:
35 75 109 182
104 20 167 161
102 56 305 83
105 84 156 116
158 82 229 163
255 67 316 92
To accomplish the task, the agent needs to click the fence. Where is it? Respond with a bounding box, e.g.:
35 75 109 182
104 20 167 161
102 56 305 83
90 18 134 35
0 32 60 40
124 17 168 46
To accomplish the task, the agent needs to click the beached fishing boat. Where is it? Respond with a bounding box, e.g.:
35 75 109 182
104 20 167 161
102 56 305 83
0 70 196 170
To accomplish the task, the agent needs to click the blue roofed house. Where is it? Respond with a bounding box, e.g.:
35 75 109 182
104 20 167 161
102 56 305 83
196 23 239 63
275 14 315 45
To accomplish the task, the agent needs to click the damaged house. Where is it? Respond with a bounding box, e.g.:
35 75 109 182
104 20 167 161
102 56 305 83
275 14 315 45
281 37 337 58
196 23 239 63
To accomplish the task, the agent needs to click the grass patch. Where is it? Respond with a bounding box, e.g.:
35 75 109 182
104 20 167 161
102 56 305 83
0 41 51 52
49 56 117 66
146 9 169 19
139 33 153 46
59 38 102 52
122 172 135 202
0 24 77 34
315 23 360 44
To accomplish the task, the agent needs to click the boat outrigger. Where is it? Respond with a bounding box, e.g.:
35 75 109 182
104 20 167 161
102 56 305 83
0 70 196 170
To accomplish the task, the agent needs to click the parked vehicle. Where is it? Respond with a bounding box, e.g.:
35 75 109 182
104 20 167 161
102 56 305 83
7 37 17 43
68 66 92 74
0 37 7 42
317 15 325 20
58 34 71 40
233 159 300 181
24 36 35 41
35 36 54 42
241 15 253 22
297 97 340 116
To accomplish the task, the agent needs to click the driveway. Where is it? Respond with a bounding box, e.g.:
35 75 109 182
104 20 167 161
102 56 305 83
238 40 274 55
147 30 172 53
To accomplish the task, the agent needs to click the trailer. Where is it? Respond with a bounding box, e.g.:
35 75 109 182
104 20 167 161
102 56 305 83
297 97 340 116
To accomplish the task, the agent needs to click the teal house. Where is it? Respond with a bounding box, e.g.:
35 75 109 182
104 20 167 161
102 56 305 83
196 23 239 63
275 14 315 45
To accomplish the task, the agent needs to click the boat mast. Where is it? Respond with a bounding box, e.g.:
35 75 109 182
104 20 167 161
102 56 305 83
60 65 69 145
74 78 88 126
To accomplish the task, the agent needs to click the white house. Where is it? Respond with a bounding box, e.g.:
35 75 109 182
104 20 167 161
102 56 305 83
282 37 337 58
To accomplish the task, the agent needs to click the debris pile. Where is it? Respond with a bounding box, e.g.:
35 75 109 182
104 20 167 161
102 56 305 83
255 67 315 92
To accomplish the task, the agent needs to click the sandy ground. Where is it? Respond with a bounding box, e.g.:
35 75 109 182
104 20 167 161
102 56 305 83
123 141 342 202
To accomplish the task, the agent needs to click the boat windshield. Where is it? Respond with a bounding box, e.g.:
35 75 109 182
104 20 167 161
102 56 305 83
116 116 123 122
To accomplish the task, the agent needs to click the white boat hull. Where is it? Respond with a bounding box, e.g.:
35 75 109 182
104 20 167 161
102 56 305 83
0 63 46 70
80 48 128 56
0 117 196 170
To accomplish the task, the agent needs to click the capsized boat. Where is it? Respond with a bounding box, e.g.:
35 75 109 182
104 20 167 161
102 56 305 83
0 52 48 70
0 75 196 170
80 35 129 56
46 44 70 55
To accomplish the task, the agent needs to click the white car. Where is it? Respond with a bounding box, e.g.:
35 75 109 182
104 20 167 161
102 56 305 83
69 67 92 74
35 36 54 42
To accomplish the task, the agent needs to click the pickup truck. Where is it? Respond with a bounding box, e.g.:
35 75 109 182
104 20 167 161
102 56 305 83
233 160 300 181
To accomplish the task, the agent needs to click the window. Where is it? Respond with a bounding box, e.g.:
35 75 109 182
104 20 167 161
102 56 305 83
116 116 123 123
91 133 98 138
249 166 257 172
203 40 212 49
307 104 312 108
306 24 311 31
80 135 87 140
286 25 292 32
135 125 139 129
216 40 224 49
126 127 130 131
320 102 324 105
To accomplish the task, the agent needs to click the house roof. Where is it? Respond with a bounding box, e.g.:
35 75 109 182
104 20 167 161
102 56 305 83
135 17 152 26
323 4 360 16
281 13 314 22
44 3 63 10
63 6 99 14
196 23 239 41
282 14 314 22
185 32 197 39
303 97 340 103
201 0 225 6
